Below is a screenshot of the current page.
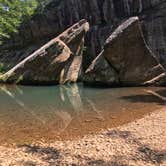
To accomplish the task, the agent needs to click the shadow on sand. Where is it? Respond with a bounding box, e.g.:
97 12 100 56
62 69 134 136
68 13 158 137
17 129 166 166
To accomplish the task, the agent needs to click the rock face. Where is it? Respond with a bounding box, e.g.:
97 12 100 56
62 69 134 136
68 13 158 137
103 17 166 86
0 20 89 85
84 17 166 86
0 0 166 71
84 51 119 86
0 0 166 70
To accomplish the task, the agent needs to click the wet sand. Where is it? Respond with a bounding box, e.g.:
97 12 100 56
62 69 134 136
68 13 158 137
0 107 165 165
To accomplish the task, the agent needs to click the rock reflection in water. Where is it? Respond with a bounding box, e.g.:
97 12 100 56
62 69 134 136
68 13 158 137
0 84 165 144
0 84 104 140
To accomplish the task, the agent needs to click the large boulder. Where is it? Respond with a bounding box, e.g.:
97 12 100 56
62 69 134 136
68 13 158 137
84 17 166 86
0 20 89 85
103 17 166 86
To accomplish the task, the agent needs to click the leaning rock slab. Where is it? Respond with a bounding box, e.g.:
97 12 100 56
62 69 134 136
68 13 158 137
0 20 89 85
103 17 166 86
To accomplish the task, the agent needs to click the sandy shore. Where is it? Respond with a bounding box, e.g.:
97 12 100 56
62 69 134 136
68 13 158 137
0 107 165 166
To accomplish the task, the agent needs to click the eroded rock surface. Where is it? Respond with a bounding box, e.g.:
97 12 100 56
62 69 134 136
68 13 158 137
0 0 166 70
84 51 119 86
103 17 166 86
0 20 89 85
85 17 166 86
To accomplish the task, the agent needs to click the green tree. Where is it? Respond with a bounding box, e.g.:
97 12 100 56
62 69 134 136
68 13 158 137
0 0 47 45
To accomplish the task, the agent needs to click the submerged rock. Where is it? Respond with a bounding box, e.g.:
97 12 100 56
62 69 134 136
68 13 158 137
0 20 89 85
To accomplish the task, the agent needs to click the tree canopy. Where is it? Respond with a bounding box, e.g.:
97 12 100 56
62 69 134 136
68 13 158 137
0 0 47 44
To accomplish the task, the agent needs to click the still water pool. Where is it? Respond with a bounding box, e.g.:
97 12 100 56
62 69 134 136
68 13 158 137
0 84 165 145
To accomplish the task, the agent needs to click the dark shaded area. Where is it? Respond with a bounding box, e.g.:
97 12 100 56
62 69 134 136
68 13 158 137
119 89 166 105
106 130 141 146
18 143 130 165
113 0 126 18
18 144 60 165
74 154 129 166
83 82 121 89
106 130 132 139
157 89 166 97
106 130 166 165
86 156 129 166
16 129 166 165
138 146 166 164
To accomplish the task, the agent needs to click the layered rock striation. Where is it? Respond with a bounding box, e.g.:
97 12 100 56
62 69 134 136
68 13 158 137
0 20 89 85
0 0 166 86
84 17 166 86
1 0 166 70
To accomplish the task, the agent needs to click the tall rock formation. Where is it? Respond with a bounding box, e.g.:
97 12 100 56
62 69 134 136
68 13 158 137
84 17 166 86
0 20 89 85
0 0 166 70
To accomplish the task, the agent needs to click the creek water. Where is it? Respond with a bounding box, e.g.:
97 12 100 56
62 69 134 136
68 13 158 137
0 84 165 145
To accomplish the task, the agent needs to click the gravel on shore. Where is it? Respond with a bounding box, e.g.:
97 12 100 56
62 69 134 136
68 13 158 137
0 107 165 166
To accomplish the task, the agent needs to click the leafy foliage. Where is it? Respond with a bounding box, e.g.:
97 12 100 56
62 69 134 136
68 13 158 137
0 0 47 44
0 63 5 73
